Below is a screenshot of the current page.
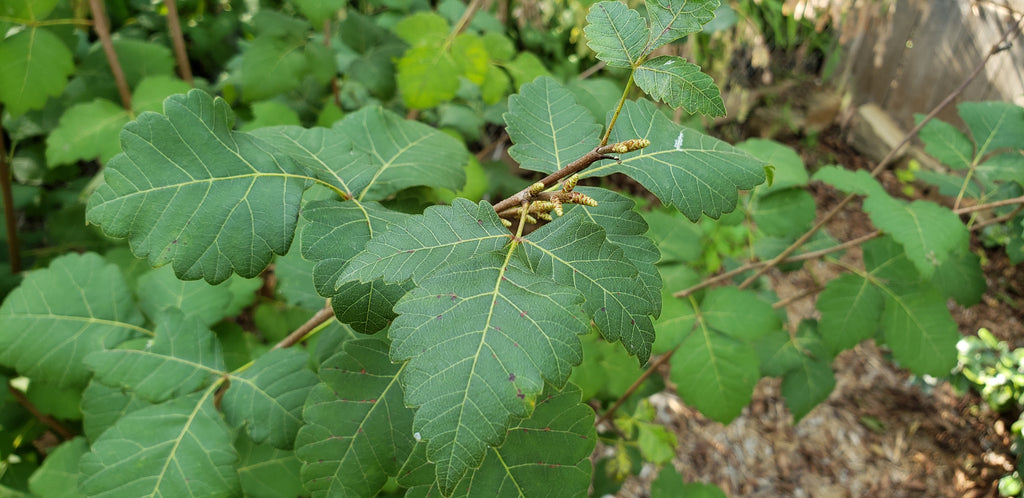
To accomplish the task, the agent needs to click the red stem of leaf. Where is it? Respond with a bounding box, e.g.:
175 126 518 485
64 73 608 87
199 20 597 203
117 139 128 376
273 305 336 350
164 0 194 86
0 114 19 273
88 0 132 112
7 383 74 441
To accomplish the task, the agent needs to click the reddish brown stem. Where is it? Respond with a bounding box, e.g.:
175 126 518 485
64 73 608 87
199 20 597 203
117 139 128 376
492 145 619 213
88 0 132 112
735 20 1023 290
596 345 679 427
323 20 343 110
7 383 74 441
164 0 194 86
0 114 19 273
273 305 335 350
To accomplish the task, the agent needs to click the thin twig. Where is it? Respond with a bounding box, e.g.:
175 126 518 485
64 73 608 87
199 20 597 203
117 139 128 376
735 19 1023 290
0 113 19 273
272 304 335 349
773 286 823 310
164 0 194 86
88 0 132 112
7 383 74 441
595 345 679 427
491 144 620 213
578 61 606 80
971 204 1024 231
954 195 1024 214
323 20 343 111
450 0 485 39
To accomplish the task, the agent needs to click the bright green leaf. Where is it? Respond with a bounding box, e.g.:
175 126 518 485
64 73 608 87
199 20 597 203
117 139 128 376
397 43 460 109
2 0 61 20
390 252 588 493
816 273 883 355
523 211 657 362
812 165 886 197
584 1 649 68
240 101 301 131
293 0 345 25
699 287 780 341
917 115 973 170
0 253 145 387
646 0 719 51
504 53 551 90
392 12 449 46
45 99 128 166
297 338 414 497
737 138 808 191
671 330 758 423
592 99 766 221
751 188 816 237
85 309 225 403
86 90 311 284
79 392 239 497
863 197 968 278
451 33 489 85
570 331 646 401
131 75 192 113
0 28 74 115
634 56 724 116
959 101 1024 156
651 465 724 497
222 348 318 449
566 77 624 124
505 76 603 175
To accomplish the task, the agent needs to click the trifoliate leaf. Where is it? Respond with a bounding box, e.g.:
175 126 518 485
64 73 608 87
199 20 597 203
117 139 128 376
297 338 415 498
505 76 603 175
222 348 318 449
339 198 511 286
403 383 596 497
85 309 225 403
136 266 235 326
390 252 588 494
881 289 960 376
589 99 766 221
634 56 725 116
959 101 1024 156
79 392 239 497
0 252 145 388
584 1 649 68
646 0 720 51
816 273 883 355
523 211 657 362
87 90 311 284
0 27 74 116
236 437 304 498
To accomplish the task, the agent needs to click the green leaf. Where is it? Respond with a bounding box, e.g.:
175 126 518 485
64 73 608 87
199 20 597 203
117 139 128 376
591 99 766 221
136 266 235 326
340 198 511 285
390 252 588 493
881 289 960 376
736 138 808 191
651 466 724 498
236 437 304 498
2 0 61 20
522 211 657 362
917 116 973 170
396 43 460 109
45 99 128 166
451 34 489 85
222 348 318 449
566 77 624 124
0 253 145 387
930 249 985 307
392 12 449 46
863 235 922 290
570 331 647 401
81 381 152 441
646 0 719 51
86 90 311 284
863 197 968 278
770 322 835 422
959 101 1024 156
274 250 326 310
584 1 649 68
85 309 225 403
642 209 702 264
0 28 74 116
404 383 596 497
571 187 662 314
669 287 779 423
812 165 885 196
816 273 883 355
241 37 309 101
504 52 552 90
751 188 816 237
297 338 414 498
240 101 301 131
80 391 239 497
293 0 345 25
634 56 724 116
28 437 87 498
335 106 469 200
505 76 603 175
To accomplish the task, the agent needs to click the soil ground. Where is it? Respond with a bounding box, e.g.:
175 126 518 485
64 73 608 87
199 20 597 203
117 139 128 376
615 125 1024 497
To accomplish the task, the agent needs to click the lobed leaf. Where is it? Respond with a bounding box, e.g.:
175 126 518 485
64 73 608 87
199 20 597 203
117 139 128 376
86 89 311 284
390 252 588 493
522 211 657 362
589 99 766 221
79 391 239 497
222 348 318 449
339 198 512 286
584 1 649 68
0 252 145 388
633 56 725 116
646 0 720 51
85 309 225 403
297 338 415 498
505 76 603 175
